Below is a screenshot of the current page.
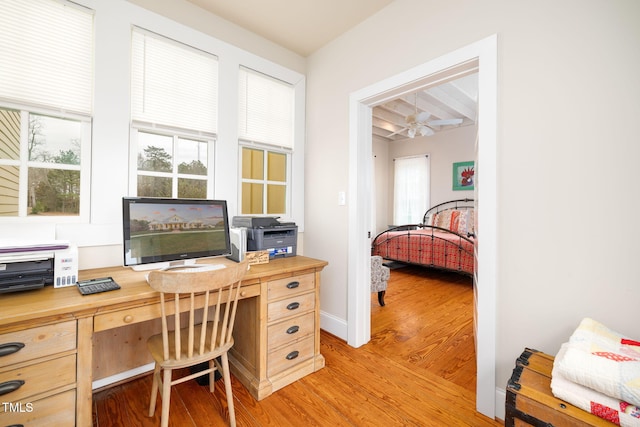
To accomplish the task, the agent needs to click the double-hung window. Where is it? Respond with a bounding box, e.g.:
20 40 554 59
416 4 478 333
238 67 294 216
130 28 218 199
0 0 93 218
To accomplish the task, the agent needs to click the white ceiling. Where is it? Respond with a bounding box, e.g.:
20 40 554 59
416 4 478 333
184 0 478 141
372 72 478 141
184 0 395 57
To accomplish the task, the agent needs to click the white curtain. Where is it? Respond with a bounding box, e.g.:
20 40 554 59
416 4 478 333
393 155 430 225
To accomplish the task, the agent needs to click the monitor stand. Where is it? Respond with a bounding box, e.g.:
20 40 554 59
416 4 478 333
130 259 197 272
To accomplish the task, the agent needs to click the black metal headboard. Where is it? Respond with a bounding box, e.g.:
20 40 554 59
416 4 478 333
422 198 474 224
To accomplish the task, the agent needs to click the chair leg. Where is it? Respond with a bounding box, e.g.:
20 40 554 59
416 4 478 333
148 363 160 417
378 290 386 306
220 352 236 427
160 368 172 427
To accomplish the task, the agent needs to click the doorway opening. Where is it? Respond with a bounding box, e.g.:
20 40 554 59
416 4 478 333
347 35 497 417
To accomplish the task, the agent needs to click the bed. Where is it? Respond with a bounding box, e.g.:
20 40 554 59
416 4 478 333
371 198 475 275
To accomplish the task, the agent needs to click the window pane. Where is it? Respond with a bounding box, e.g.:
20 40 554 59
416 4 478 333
28 167 80 216
178 178 206 199
267 151 286 182
0 108 21 160
29 114 82 165
0 165 19 216
137 175 172 197
242 147 263 180
242 182 263 214
176 138 207 175
138 132 173 172
267 184 285 214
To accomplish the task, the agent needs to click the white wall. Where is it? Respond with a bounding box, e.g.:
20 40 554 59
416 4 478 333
305 0 640 408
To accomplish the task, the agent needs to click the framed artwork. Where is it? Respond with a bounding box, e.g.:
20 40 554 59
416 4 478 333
452 161 475 191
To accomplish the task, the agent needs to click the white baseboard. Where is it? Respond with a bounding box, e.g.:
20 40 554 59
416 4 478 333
92 362 155 390
495 387 506 421
319 310 348 340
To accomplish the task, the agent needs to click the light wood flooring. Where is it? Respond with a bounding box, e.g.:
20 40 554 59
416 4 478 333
93 264 502 426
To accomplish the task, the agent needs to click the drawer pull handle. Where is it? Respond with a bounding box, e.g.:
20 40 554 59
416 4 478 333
286 325 300 334
0 342 25 357
286 350 299 361
123 315 133 323
286 281 300 289
0 380 25 396
286 302 300 311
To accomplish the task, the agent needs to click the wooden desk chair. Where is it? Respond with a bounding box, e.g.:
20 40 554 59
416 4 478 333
146 260 249 427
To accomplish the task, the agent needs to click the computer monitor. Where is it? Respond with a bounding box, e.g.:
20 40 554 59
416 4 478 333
122 197 231 271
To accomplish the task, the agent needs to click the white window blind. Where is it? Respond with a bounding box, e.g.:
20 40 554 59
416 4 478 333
238 67 294 148
0 0 93 114
393 155 430 225
131 28 218 134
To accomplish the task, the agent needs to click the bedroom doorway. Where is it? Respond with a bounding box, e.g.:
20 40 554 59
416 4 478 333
347 35 497 418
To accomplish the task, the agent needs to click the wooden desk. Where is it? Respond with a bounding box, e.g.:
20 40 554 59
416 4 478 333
0 256 327 427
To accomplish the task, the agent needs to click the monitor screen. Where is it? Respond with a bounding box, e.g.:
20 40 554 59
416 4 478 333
122 197 231 270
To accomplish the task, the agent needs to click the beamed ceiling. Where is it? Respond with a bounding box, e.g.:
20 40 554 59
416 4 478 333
372 72 478 142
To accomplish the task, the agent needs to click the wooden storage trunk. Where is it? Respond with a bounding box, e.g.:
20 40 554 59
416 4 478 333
505 347 616 427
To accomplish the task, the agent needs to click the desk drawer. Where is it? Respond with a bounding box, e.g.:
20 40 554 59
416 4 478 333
267 311 315 352
94 283 261 331
267 273 315 301
0 388 75 426
0 321 76 368
267 292 315 323
0 354 76 403
267 335 314 377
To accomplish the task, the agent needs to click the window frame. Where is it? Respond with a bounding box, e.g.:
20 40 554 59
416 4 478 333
129 124 216 199
0 103 92 222
238 140 292 217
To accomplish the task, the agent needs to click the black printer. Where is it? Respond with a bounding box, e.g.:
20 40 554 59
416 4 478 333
232 217 297 259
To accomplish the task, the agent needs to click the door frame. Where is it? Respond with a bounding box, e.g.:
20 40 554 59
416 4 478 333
347 34 498 417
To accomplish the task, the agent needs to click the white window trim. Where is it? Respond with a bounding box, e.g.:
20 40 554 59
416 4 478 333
0 106 92 223
129 124 217 199
238 139 292 219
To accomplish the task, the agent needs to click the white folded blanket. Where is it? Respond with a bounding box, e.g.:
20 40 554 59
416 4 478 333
552 343 640 426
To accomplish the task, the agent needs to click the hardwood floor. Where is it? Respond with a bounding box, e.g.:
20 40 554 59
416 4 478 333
93 265 502 426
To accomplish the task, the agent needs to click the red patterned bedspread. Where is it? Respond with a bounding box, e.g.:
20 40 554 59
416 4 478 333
372 227 474 274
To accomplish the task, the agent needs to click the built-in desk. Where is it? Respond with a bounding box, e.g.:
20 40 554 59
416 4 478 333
0 256 327 427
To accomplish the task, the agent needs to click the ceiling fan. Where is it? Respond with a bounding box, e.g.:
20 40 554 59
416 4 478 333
388 93 463 138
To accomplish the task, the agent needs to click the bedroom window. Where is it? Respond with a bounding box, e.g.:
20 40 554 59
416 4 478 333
130 28 218 199
0 0 93 219
393 155 430 224
238 67 294 216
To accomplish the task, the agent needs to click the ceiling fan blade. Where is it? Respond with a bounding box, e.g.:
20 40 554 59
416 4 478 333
428 118 463 126
415 111 431 123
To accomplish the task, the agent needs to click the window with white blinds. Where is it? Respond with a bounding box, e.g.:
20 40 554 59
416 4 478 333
238 67 294 148
0 0 93 114
131 28 218 134
393 155 430 225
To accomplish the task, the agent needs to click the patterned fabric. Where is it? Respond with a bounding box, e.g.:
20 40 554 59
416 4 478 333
552 342 640 426
370 255 390 293
426 208 474 236
555 318 640 407
371 228 474 274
